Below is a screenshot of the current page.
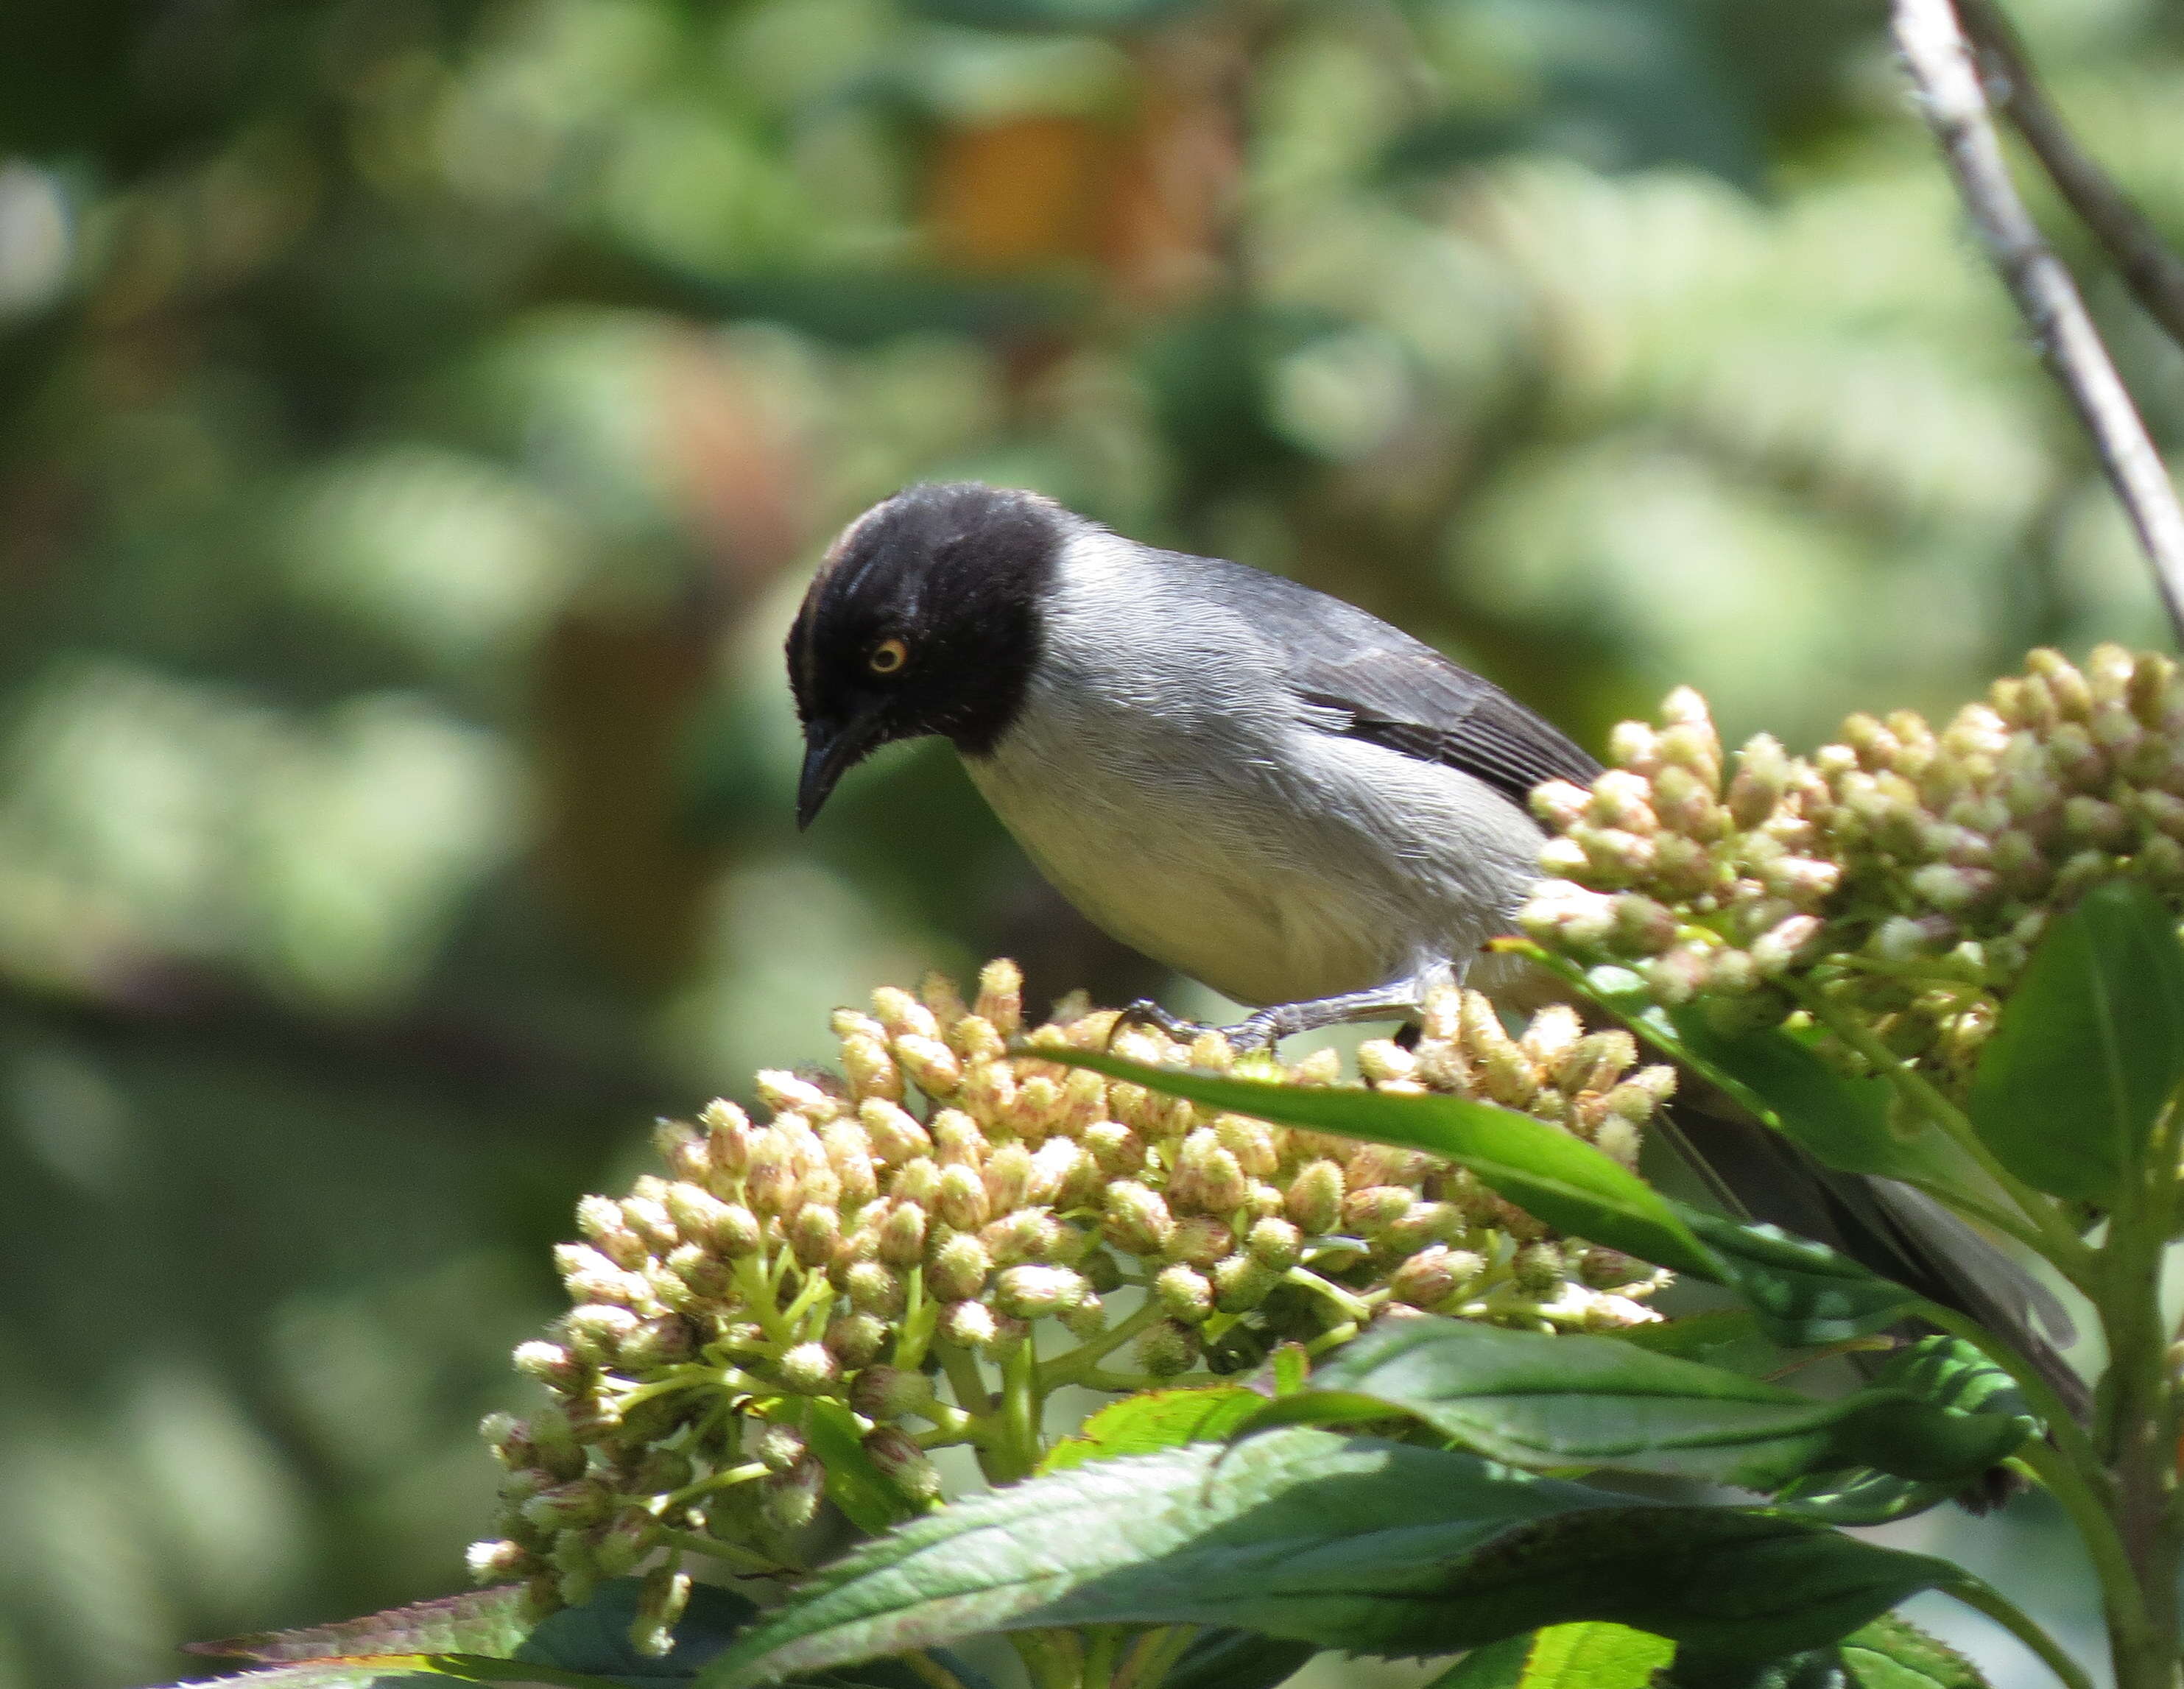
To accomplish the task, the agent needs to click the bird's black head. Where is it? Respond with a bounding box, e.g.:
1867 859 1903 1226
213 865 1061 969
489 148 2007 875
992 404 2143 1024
786 482 1065 828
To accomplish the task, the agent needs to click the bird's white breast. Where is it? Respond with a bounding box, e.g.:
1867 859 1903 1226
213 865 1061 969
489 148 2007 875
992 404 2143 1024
962 531 1547 1006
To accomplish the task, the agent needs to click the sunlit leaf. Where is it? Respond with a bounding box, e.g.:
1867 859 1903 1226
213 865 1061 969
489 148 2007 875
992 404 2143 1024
1967 880 2184 1202
1237 1318 2028 1489
1039 1385 1266 1471
1425 1623 1674 1689
695 1430 1960 1686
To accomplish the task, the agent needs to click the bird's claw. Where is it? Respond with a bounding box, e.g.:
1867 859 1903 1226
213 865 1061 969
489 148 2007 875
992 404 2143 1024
1111 998 1287 1056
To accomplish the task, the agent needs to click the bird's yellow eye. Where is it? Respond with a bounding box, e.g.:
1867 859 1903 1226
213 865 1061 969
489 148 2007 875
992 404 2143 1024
868 638 909 675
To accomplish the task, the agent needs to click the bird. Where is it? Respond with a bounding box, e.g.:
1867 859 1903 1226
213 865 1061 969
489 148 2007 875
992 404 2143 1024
786 479 2079 1410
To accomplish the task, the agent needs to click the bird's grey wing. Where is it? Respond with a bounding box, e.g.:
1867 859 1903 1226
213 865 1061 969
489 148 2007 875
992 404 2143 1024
1199 563 1602 801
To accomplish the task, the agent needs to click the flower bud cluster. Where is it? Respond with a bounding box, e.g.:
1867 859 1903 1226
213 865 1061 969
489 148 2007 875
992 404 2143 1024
468 962 1672 1642
1521 645 2184 1084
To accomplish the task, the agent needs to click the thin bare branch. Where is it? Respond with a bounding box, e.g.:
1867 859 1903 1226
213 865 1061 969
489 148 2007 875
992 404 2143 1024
1892 0 2184 643
1956 0 2184 351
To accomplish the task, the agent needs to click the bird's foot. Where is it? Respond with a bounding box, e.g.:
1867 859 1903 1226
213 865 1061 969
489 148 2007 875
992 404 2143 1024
1112 999 1216 1047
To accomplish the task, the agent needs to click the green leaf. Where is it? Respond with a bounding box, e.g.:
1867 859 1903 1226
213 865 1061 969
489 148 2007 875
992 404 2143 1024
1237 1319 2028 1490
1676 1209 1921 1347
1610 1309 1776 1369
1771 1338 2031 1525
1042 1051 1716 1277
1519 946 1944 1186
1427 1625 1676 1689
1161 1629 1320 1689
1967 879 2184 1201
1046 1048 1933 1349
1040 1385 1266 1471
190 1590 534 1665
515 1582 758 1685
806 1397 923 1533
694 1429 1959 1686
1839 1615 1987 1689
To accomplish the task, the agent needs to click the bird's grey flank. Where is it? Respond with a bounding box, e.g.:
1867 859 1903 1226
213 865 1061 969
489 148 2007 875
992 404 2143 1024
787 479 2080 1417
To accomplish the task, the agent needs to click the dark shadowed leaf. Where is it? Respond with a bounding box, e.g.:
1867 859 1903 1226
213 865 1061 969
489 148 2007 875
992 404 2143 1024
1043 1051 1716 1277
1769 1338 2032 1526
1675 1209 1921 1346
1040 1385 1266 1471
1161 1629 1320 1689
1967 880 2184 1202
1238 1319 2028 1489
1426 1624 1674 1689
695 1430 1959 1687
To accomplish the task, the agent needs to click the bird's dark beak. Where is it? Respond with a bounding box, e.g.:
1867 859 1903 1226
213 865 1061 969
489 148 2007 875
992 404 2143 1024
796 708 888 830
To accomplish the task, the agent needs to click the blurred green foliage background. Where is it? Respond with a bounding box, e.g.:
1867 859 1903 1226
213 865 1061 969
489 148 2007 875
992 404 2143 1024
2 0 2179 1685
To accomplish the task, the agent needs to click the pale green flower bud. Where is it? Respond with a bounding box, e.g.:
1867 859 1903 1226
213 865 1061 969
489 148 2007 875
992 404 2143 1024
1385 1201 1465 1252
576 1196 647 1269
1344 1185 1415 1235
1083 1119 1146 1176
864 1425 944 1503
1531 778 1593 831
937 1163 992 1232
1909 862 1997 912
851 1365 936 1420
2028 648 2093 719
929 1232 993 1301
665 1184 733 1251
931 1110 984 1169
1750 914 1822 976
825 1311 888 1370
994 1264 1088 1319
820 1121 881 1206
974 958 1024 1037
468 1538 532 1582
789 1203 842 1269
1390 1245 1466 1308
761 1459 825 1532
1356 1040 1417 1085
1519 1004 1582 1069
555 1244 644 1308
1606 719 1661 772
702 1099 755 1176
1537 836 1593 880
1513 1243 1567 1297
1285 1160 1345 1235
891 1158 942 1205
778 1342 839 1394
1136 1318 1199 1377
845 1259 906 1318
1164 1214 1234 1267
1213 1254 1280 1313
1103 1181 1173 1255
755 1424 817 1477
755 1069 844 1124
872 986 940 1042
618 1316 693 1371
1026 1138 1094 1207
522 1478 614 1531
959 1056 1017 1123
1245 1216 1302 1270
984 1207 1062 1265
880 1202 928 1267
982 1142 1034 1214
2063 795 2127 845
953 1015 1007 1064
630 1567 691 1660
512 1339 584 1392
1725 733 1791 828
860 1099 932 1164
940 1298 999 1350
895 1035 963 1098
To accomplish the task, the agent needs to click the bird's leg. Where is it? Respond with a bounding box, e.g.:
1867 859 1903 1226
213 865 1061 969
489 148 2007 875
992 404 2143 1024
1223 963 1456 1054
1112 999 1216 1045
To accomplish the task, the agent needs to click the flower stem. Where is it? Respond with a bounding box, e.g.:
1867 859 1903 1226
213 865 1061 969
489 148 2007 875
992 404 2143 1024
1038 1301 1165 1390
